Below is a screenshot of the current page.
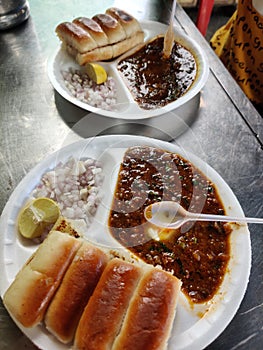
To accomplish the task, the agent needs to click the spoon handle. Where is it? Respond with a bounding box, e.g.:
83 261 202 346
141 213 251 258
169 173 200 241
188 213 263 225
163 0 176 58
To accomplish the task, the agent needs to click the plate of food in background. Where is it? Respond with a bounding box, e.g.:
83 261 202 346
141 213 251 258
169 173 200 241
47 7 209 120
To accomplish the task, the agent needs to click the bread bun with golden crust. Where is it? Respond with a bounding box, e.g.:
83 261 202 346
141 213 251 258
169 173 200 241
92 13 126 44
3 218 181 349
3 231 82 327
74 258 143 350
73 17 109 47
55 8 144 65
56 22 97 54
106 7 143 38
112 267 182 350
45 241 109 343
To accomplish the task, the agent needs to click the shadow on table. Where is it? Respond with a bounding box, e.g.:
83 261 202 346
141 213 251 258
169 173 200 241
54 91 201 142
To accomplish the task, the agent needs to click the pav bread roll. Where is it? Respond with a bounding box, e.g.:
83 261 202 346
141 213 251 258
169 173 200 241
111 34 144 59
106 7 143 38
91 11 144 60
69 35 145 65
3 265 58 328
55 22 97 54
55 8 144 65
70 17 114 63
68 33 144 66
74 258 142 350
73 17 109 47
112 268 182 350
45 242 108 343
3 231 82 327
92 13 126 44
66 44 113 66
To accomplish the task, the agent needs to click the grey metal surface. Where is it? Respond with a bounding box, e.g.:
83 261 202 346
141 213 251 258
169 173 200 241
0 0 29 30
0 0 262 349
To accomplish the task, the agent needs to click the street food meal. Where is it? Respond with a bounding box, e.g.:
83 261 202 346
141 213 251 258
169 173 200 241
2 140 238 349
3 221 181 349
117 36 197 109
108 146 232 303
12 145 231 308
55 8 202 112
56 8 144 65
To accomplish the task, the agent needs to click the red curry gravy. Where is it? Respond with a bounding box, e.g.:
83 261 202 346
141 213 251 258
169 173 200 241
108 146 231 303
117 36 197 109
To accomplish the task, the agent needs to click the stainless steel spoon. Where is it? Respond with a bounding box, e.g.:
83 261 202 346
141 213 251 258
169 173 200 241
144 201 263 229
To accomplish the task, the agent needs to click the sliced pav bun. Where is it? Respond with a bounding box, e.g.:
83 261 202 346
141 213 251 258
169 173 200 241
3 230 82 327
55 7 144 64
45 241 109 343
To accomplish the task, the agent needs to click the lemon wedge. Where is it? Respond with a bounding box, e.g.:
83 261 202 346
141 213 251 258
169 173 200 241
18 198 60 239
85 63 108 84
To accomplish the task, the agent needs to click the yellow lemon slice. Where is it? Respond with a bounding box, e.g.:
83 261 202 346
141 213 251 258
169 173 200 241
85 63 108 84
18 197 60 239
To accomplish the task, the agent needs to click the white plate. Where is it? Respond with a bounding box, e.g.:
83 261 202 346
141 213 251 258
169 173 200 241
0 135 251 350
47 21 209 119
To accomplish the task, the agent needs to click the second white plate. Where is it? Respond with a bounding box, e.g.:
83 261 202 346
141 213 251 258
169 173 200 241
47 21 209 119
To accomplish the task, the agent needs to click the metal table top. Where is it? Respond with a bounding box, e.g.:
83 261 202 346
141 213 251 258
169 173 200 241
0 1 262 349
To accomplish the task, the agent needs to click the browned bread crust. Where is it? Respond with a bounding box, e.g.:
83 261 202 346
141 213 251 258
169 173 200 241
56 22 97 54
92 13 126 44
106 7 143 38
55 8 144 64
112 268 182 350
3 231 82 327
45 242 108 343
73 17 109 47
74 258 142 350
3 221 181 349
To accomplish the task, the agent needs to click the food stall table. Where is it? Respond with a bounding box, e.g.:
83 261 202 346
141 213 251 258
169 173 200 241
0 1 262 349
